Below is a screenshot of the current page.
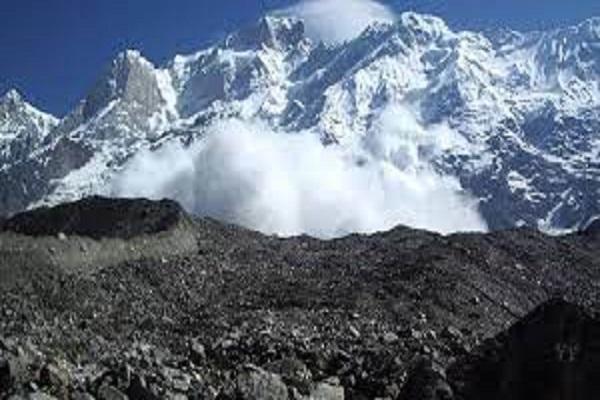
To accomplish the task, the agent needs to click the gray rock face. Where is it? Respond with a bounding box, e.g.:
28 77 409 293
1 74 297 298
0 137 93 216
236 365 289 400
309 380 345 400
82 50 164 121
53 49 169 143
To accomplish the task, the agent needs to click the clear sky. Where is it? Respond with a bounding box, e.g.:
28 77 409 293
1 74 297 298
2 0 600 116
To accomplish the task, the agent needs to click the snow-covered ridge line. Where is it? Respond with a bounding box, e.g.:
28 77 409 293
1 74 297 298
0 11 599 235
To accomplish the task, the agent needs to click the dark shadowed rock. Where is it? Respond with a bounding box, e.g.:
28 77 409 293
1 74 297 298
126 374 160 400
39 363 69 397
400 358 453 400
449 299 600 400
0 356 11 395
0 196 186 239
583 217 600 237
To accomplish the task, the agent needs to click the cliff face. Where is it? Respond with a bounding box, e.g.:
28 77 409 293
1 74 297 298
445 299 600 400
0 197 599 399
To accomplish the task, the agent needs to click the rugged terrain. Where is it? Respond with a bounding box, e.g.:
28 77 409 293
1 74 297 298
1 12 600 231
0 197 600 399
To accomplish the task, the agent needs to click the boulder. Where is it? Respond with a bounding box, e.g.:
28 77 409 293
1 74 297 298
309 380 345 400
236 365 289 400
400 358 452 400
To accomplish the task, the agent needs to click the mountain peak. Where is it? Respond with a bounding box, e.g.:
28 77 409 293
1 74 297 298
114 49 154 69
399 12 450 35
225 15 306 51
1 89 24 105
574 16 600 33
2 11 600 234
0 88 57 123
80 48 162 120
0 87 57 150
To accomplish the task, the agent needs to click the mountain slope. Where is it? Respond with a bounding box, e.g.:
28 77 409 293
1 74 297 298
0 13 599 232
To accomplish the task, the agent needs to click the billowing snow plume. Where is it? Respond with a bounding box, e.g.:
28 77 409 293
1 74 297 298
113 110 487 238
281 0 395 44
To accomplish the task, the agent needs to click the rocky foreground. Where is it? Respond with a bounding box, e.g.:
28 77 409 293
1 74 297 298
0 197 599 400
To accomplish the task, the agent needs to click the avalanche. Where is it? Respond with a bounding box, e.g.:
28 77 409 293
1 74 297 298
0 11 599 234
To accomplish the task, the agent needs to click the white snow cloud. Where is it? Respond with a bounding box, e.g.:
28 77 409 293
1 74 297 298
280 0 395 44
112 111 487 238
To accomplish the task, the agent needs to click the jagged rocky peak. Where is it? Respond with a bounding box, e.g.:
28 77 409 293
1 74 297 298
558 16 600 39
0 88 24 105
81 49 164 120
0 89 25 120
396 11 453 43
0 88 57 138
0 89 35 116
169 15 309 118
1 12 600 232
484 27 527 48
533 17 600 81
579 16 600 38
224 15 307 51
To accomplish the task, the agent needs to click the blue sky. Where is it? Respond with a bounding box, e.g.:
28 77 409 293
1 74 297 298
2 0 600 116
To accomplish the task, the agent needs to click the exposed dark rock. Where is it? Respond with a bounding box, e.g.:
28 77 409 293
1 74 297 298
449 299 600 400
39 363 69 397
189 338 207 365
44 137 94 181
126 374 159 400
0 355 11 395
0 196 186 239
400 358 453 400
583 217 600 237
266 357 312 393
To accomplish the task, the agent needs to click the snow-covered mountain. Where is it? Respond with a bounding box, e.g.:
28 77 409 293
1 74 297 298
1 12 599 233
0 90 57 166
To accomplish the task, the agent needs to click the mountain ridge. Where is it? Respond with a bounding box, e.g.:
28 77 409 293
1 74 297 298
0 11 599 234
